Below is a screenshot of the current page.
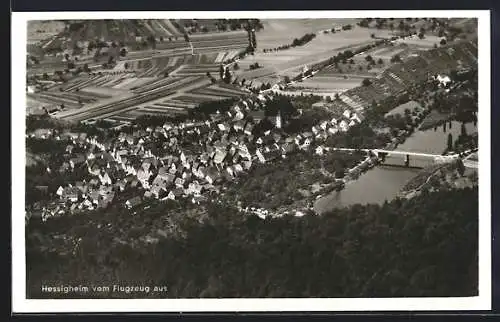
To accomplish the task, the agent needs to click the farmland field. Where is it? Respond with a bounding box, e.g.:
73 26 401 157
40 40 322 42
289 76 364 94
256 19 360 50
392 34 444 49
27 21 66 44
235 23 395 82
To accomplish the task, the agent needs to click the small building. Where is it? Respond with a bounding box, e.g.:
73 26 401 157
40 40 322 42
125 196 142 209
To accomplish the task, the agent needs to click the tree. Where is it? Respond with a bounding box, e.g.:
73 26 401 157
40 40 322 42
440 39 447 46
362 78 372 87
224 68 232 84
447 133 453 151
456 159 465 176
87 41 96 51
120 48 127 57
233 63 239 70
335 93 340 101
284 76 291 84
461 123 467 137
377 58 384 65
391 54 402 63
365 55 373 62
335 165 345 178
124 62 129 70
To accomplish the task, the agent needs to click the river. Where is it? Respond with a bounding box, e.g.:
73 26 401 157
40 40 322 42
314 121 477 213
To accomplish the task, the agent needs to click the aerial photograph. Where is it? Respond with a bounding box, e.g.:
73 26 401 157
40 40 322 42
24 17 479 299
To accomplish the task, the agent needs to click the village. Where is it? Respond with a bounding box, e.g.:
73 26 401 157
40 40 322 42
26 88 373 222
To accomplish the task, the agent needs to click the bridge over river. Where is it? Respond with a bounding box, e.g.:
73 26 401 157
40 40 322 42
329 147 460 168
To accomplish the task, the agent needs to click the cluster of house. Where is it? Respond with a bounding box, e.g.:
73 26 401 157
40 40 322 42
27 91 365 221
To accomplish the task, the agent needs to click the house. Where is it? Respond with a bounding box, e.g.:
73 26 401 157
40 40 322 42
69 155 86 168
226 166 234 177
56 186 64 196
263 147 282 162
62 187 80 203
244 122 254 136
166 190 176 200
217 123 230 132
222 170 234 182
125 196 142 209
339 120 349 132
273 114 282 129
214 149 228 164
249 110 266 122
137 169 152 185
89 190 100 204
281 142 296 155
303 131 313 138
233 110 245 121
83 199 94 210
186 181 202 195
328 127 339 135
238 144 252 160
233 120 246 132
151 174 171 196
233 163 244 174
350 113 362 124
98 172 113 185
174 177 185 188
256 149 266 163
300 138 312 150
242 160 253 171
169 163 178 174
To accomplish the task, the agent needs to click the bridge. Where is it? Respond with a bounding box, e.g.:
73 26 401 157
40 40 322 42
330 147 459 161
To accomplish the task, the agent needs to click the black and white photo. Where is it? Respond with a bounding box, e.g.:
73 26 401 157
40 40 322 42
12 10 491 312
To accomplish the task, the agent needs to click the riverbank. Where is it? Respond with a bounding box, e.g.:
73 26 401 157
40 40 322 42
313 118 477 213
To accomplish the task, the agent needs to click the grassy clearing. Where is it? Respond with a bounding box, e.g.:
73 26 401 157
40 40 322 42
237 24 395 82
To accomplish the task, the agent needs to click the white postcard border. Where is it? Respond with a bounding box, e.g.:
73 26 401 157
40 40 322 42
12 10 491 313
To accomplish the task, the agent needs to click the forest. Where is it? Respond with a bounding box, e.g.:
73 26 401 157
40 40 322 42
27 187 478 299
